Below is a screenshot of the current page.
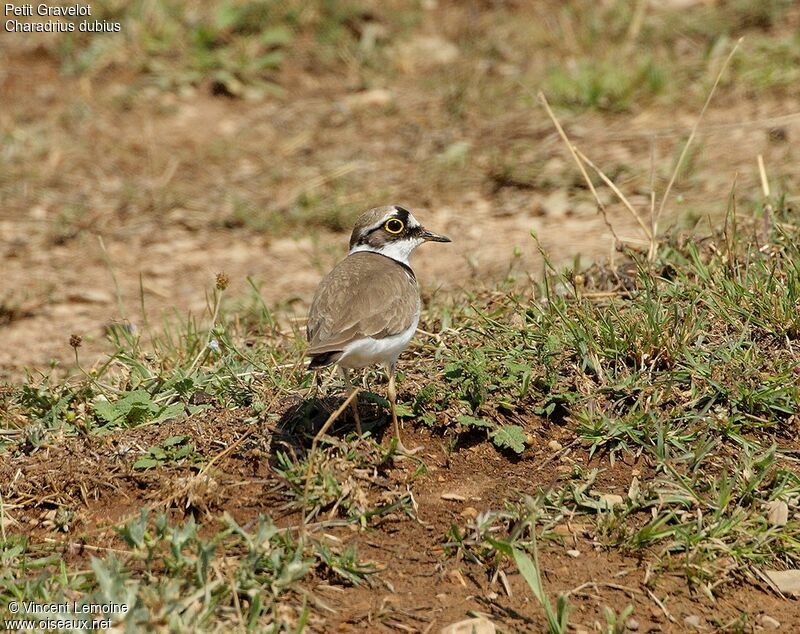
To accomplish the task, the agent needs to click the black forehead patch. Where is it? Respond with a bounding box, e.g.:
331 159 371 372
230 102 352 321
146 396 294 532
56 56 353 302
392 206 411 223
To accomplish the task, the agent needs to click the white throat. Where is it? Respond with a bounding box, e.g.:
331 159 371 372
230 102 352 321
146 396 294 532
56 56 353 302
349 238 424 266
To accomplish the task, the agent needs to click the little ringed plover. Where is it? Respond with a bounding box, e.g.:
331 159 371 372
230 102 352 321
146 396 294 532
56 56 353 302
306 205 450 451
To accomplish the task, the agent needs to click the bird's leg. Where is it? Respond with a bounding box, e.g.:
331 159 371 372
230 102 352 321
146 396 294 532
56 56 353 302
386 363 422 455
338 366 362 435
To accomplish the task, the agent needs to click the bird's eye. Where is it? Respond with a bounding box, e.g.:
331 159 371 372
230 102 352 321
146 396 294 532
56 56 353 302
385 218 404 234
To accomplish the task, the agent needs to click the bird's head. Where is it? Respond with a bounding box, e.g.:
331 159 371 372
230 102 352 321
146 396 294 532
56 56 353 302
348 205 451 264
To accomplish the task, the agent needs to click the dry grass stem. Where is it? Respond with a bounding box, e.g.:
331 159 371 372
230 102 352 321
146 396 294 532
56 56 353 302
655 38 743 229
537 91 622 245
301 388 361 534
574 148 652 240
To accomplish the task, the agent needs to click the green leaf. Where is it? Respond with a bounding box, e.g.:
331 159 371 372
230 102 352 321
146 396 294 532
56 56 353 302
421 412 437 427
361 392 389 408
172 444 194 460
253 51 285 70
93 398 122 425
90 556 117 596
457 415 494 429
490 425 527 453
214 5 240 31
149 447 167 460
171 376 195 396
152 402 184 425
512 547 547 604
162 435 188 447
115 389 157 415
486 537 512 557
132 457 160 470
394 404 414 418
4 543 25 558
261 26 293 47
513 546 570 633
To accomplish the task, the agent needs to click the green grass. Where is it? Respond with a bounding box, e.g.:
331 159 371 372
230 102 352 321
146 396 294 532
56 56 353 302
54 0 399 98
534 0 797 110
1 510 373 631
447 442 800 588
2 193 799 627
438 198 800 598
36 0 800 113
4 195 798 460
4 0 798 257
273 433 417 525
58 1 310 97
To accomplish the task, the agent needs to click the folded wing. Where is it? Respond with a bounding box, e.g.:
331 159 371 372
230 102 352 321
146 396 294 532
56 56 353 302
307 252 419 358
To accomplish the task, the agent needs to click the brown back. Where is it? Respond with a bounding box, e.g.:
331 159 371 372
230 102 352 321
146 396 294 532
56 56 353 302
307 251 419 355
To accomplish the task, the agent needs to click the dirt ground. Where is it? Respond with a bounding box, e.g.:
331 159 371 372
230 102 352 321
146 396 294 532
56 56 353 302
2 405 796 632
3 1 800 630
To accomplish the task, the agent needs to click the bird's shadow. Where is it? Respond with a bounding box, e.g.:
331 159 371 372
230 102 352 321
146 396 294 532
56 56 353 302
270 391 391 462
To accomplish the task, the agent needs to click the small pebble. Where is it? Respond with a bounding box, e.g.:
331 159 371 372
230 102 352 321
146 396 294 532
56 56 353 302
684 615 702 628
760 615 780 629
766 500 789 527
440 617 496 634
599 493 624 508
566 549 581 558
441 493 466 501
548 439 563 452
625 618 639 631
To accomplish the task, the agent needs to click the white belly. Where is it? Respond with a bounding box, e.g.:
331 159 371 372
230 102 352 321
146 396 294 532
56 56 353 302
337 315 419 369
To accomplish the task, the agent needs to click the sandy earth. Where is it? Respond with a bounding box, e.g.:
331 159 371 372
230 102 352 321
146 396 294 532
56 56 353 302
2 68 797 380
4 407 798 632
2 3 799 381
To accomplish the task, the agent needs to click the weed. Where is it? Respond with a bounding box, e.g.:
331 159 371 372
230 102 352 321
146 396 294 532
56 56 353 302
510 542 570 634
0 509 373 631
603 604 634 634
544 56 666 112
273 434 413 525
132 435 201 470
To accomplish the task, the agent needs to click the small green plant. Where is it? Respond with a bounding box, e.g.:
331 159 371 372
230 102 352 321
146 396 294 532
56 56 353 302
510 544 570 634
489 425 527 454
132 435 200 470
444 351 490 411
93 389 183 428
544 56 665 111
603 604 634 634
1 509 375 630
457 415 528 454
444 495 571 632
273 435 412 524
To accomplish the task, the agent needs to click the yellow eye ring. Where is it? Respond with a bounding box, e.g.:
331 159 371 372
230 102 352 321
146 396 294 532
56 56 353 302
385 218 404 234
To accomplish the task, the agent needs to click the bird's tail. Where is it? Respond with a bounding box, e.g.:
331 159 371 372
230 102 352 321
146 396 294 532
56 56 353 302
307 351 343 369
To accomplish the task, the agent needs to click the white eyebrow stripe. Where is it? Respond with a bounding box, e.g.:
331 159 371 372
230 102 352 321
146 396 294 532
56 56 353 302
364 219 389 234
